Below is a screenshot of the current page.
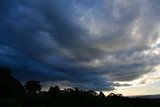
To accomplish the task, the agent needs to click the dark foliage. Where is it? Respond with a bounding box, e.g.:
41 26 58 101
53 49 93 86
24 80 41 94
0 67 26 106
0 67 160 107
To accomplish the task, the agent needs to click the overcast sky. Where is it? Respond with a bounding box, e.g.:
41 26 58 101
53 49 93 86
0 0 160 96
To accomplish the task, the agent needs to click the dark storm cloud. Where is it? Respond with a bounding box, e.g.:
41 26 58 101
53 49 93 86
0 0 160 91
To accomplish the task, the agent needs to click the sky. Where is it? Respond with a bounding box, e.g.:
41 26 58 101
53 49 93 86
0 0 160 96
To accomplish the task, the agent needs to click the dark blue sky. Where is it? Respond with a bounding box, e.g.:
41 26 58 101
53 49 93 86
0 0 160 94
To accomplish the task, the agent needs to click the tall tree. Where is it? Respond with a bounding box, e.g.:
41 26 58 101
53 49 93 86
24 80 41 94
0 67 25 100
99 91 105 97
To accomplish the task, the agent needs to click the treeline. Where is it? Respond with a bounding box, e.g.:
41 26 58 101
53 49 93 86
0 67 160 107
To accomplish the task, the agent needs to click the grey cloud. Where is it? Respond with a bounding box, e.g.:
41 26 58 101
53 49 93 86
0 0 160 91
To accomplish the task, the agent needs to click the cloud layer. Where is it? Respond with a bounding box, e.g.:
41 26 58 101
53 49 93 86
0 0 160 91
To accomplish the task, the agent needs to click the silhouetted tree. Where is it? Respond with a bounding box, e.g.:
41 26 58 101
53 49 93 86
108 93 115 97
48 85 61 97
49 85 60 92
98 91 105 98
0 67 25 98
107 93 123 98
1 67 160 107
87 90 98 96
74 87 79 92
63 88 74 93
0 67 26 106
24 80 41 94
0 67 13 79
117 93 123 97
